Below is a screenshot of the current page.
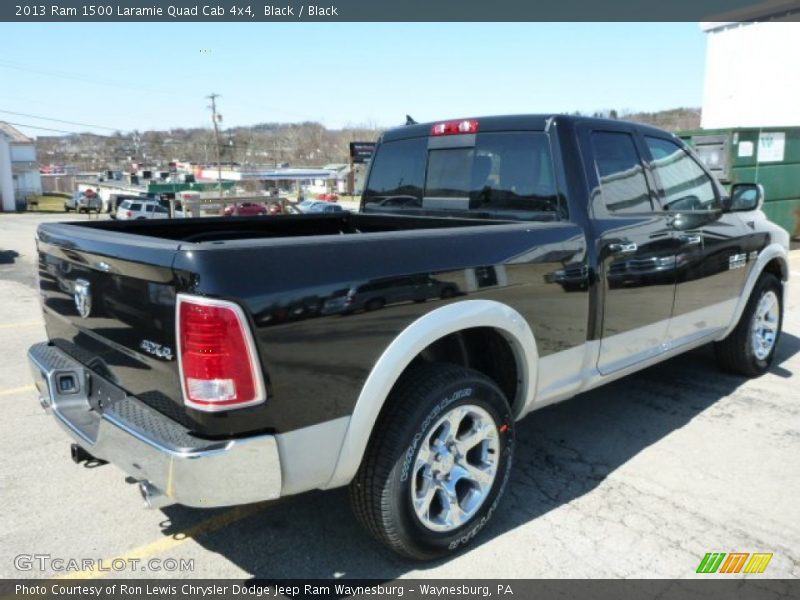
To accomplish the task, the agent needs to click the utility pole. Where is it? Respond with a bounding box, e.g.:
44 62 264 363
207 93 223 201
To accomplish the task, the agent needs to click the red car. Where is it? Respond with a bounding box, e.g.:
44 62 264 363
317 193 339 202
223 202 267 216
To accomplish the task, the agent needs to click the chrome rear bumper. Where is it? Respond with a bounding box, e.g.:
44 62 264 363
27 342 282 508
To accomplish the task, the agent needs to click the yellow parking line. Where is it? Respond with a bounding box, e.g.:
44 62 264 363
56 502 270 580
0 320 41 329
0 384 35 397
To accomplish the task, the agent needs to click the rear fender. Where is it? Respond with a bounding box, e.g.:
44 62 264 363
324 299 538 489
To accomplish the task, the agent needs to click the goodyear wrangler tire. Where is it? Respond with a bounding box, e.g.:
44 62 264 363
349 363 514 560
714 272 782 377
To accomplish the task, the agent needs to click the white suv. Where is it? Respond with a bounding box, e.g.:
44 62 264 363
116 199 169 220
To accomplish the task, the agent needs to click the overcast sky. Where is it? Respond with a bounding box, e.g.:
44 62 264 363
0 23 707 136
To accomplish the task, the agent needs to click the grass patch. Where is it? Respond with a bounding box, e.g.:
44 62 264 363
26 195 67 212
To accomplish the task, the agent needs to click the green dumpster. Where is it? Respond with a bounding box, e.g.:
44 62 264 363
679 127 800 239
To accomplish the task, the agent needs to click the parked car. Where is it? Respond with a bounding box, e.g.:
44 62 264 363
115 199 169 220
28 115 789 561
223 202 268 217
108 194 149 218
317 193 339 201
297 200 345 214
64 190 102 214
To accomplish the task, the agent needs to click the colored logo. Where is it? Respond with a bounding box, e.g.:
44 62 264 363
696 552 773 574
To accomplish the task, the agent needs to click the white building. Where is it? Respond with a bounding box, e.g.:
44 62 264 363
0 122 42 211
701 17 800 129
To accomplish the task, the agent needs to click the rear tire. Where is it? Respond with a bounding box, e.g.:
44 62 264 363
714 272 782 376
349 363 514 560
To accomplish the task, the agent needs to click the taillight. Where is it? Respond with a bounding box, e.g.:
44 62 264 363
176 295 266 412
431 119 479 136
126 211 132 218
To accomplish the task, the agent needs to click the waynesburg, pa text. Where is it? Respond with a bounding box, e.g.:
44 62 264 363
15 584 515 598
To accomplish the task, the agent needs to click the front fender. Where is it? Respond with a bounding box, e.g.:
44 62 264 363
716 242 789 341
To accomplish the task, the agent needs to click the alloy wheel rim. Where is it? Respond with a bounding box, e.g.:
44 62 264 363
410 404 500 532
751 290 779 361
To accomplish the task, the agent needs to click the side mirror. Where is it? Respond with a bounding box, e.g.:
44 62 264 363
724 183 764 212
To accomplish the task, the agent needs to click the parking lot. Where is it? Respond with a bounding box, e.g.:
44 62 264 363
1 211 798 580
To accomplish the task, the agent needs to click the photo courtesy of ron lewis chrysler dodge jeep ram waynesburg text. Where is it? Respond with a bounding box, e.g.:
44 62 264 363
28 115 789 560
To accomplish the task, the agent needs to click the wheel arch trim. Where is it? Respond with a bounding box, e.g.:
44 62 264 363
324 299 538 489
716 242 789 341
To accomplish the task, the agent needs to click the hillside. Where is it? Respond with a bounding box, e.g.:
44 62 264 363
34 108 702 171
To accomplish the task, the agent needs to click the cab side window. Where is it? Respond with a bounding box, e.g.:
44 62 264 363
644 136 719 211
590 131 653 214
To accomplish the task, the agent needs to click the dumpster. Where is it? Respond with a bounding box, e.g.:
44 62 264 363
679 127 800 239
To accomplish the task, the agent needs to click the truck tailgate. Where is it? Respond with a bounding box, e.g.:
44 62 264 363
35 223 190 427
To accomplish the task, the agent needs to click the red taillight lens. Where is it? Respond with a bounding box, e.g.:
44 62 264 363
126 211 132 218
430 119 479 136
177 296 265 411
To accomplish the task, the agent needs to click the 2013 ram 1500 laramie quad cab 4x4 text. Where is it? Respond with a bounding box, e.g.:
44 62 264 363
28 115 789 559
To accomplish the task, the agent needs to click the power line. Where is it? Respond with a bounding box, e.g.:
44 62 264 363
0 59 173 97
0 109 118 132
0 60 318 122
0 121 108 136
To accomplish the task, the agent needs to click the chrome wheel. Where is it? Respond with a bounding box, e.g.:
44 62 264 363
751 290 779 361
410 404 500 532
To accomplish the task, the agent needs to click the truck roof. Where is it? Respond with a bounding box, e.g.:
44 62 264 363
381 114 675 142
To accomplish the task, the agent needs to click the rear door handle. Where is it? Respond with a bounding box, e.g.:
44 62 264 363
608 242 638 255
679 233 702 246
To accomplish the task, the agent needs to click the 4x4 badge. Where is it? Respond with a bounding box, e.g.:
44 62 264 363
73 279 91 319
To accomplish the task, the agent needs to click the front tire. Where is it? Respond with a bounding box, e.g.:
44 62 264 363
714 272 782 376
349 363 514 560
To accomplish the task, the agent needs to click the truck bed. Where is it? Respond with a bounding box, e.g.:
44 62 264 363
71 212 512 243
36 212 586 439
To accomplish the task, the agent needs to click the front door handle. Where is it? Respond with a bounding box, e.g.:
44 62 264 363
679 233 702 246
608 242 638 255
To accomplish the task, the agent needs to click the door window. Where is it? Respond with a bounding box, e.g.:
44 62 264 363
644 136 719 211
590 131 653 214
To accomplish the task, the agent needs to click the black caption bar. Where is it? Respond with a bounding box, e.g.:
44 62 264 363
3 0 800 21
3 580 800 600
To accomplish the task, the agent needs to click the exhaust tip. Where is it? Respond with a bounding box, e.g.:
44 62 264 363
138 480 171 509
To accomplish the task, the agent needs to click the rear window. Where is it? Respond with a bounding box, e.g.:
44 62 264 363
120 200 132 209
363 137 428 207
363 132 559 220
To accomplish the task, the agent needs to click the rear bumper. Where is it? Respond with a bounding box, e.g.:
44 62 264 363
27 342 282 508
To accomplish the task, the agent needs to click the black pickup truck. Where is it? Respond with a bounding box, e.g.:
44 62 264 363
28 115 789 560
